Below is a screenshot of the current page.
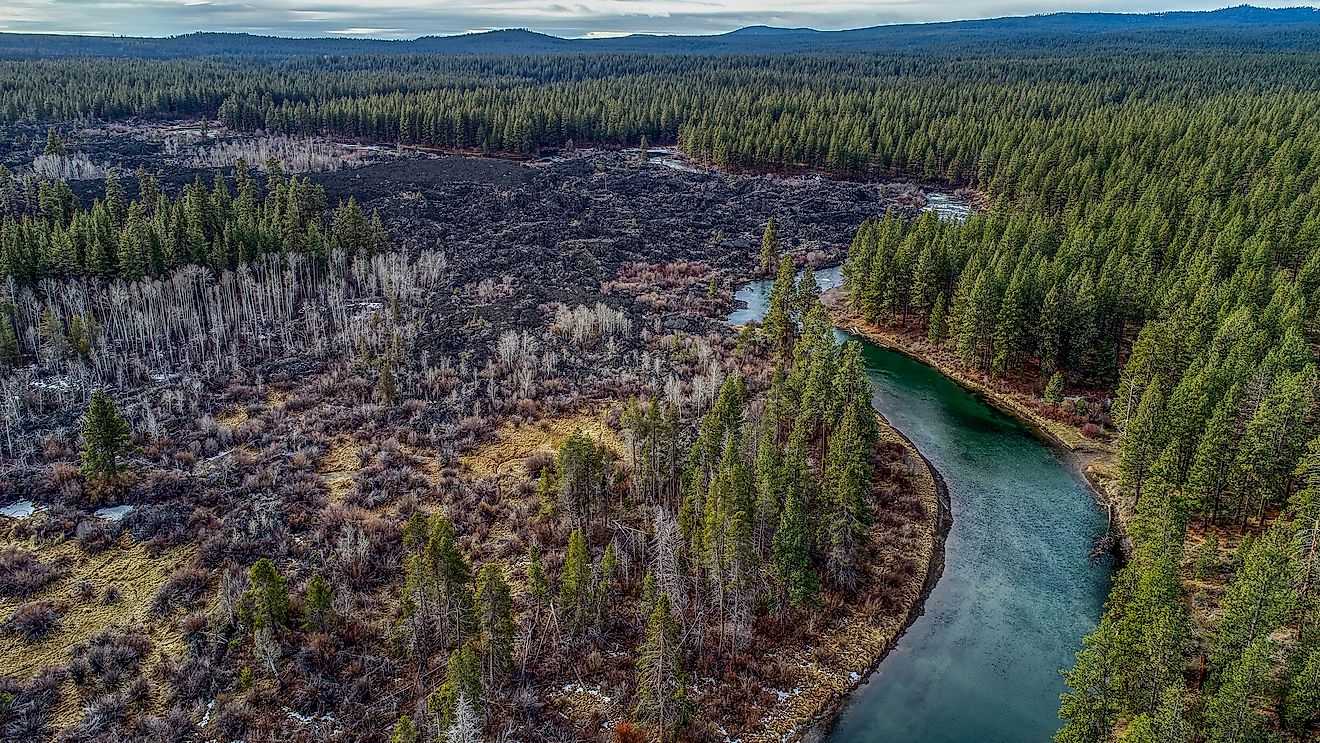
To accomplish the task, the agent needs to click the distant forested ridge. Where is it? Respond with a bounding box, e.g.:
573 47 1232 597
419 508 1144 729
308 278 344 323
0 6 1317 58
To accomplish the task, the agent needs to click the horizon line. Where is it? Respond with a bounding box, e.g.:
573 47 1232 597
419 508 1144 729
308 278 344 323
1 4 1314 44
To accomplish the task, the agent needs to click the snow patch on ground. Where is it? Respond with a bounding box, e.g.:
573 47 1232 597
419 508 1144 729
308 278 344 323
0 500 36 519
94 504 134 521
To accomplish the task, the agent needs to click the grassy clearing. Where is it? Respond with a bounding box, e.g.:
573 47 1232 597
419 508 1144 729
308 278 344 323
0 534 195 676
317 437 362 504
216 404 249 430
459 410 623 482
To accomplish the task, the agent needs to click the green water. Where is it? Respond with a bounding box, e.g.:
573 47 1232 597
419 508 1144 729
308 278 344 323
730 266 1112 742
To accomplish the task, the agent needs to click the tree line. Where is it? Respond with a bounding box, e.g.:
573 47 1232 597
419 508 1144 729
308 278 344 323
1 148 388 286
2 49 1320 182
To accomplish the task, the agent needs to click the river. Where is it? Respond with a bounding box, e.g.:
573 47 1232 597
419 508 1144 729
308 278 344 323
729 265 1112 742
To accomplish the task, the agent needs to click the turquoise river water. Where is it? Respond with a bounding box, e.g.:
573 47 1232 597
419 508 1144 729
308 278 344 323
728 265 1112 743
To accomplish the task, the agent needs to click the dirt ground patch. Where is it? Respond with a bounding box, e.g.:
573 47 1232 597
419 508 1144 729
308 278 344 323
459 410 623 481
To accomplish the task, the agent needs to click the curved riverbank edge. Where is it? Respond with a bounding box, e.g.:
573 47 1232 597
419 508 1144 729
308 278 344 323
760 408 952 743
820 288 1130 538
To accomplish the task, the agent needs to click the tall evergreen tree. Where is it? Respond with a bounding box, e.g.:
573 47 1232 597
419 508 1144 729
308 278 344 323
431 642 483 731
633 593 690 743
80 388 132 481
1202 637 1274 743
1119 378 1166 502
762 256 797 356
759 217 779 275
820 404 873 589
559 528 591 629
473 563 514 684
302 571 334 632
772 486 818 609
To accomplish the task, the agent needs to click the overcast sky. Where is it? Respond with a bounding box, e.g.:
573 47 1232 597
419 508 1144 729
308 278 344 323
0 1 1311 39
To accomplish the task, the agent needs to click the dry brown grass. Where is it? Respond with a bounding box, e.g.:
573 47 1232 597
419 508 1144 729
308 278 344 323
459 410 623 482
0 533 198 730
216 405 249 430
318 437 362 504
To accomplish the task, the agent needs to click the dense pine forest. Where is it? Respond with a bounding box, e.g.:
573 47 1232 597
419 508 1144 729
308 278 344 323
1 6 1319 743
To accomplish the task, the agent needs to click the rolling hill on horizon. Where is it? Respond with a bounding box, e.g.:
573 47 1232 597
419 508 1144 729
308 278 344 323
0 5 1317 58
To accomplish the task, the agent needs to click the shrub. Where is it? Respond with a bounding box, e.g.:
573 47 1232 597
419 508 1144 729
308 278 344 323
0 671 61 741
152 566 212 615
0 549 60 597
615 720 646 743
76 518 117 552
69 626 152 690
4 601 60 641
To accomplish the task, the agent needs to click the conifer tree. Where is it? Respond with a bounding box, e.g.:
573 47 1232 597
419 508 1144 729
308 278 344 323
1119 378 1166 502
759 217 779 275
762 256 797 356
1237 367 1317 523
633 593 690 743
302 571 334 632
37 307 67 363
1038 284 1063 375
596 541 619 621
1056 620 1122 743
1044 372 1065 406
473 563 514 683
104 170 127 226
1210 526 1297 673
402 514 474 650
559 528 591 629
820 404 873 589
1283 637 1319 732
80 388 132 482
753 417 785 552
44 127 65 157
991 270 1029 376
241 557 289 630
772 486 818 609
392 716 419 743
1144 682 1192 743
431 642 483 731
550 430 611 526
1186 396 1237 521
927 292 947 345
66 314 93 360
0 312 18 367
795 268 820 319
1202 636 1273 743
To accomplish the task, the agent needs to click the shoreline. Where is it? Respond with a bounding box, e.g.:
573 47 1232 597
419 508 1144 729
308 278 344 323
759 410 951 743
820 288 1128 534
798 413 953 743
728 276 1123 742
